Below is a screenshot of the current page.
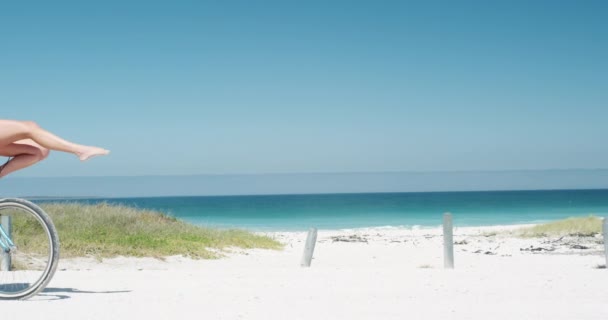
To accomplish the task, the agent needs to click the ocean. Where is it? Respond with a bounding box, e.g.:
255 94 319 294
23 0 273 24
32 189 608 231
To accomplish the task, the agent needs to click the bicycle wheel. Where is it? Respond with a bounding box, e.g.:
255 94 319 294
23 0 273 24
0 198 60 300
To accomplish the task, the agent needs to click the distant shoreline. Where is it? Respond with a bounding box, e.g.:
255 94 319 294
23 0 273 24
21 190 608 233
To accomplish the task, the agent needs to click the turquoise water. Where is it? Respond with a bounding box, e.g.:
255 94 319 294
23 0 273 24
34 189 608 231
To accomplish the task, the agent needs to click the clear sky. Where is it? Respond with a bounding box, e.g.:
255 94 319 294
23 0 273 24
1 1 607 178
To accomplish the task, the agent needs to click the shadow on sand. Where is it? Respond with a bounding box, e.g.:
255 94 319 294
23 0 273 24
34 287 131 301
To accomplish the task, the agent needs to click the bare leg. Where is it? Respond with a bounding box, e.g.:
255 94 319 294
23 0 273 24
0 120 109 161
0 143 48 178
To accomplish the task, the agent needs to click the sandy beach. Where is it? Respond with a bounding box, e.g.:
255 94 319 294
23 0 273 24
3 224 607 320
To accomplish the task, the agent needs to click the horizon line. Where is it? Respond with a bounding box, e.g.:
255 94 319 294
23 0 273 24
9 168 608 179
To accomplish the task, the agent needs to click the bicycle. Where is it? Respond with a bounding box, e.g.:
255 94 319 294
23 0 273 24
0 198 60 300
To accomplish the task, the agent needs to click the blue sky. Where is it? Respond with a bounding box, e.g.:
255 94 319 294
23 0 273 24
1 1 607 178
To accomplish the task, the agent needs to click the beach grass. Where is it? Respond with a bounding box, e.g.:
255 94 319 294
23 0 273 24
517 216 603 238
15 202 282 259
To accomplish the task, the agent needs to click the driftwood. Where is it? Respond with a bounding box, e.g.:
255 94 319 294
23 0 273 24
331 235 368 243
473 249 496 255
520 245 555 252
569 244 589 250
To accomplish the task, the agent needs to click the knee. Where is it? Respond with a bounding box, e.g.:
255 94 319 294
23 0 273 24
22 121 40 129
13 120 41 138
38 148 50 160
28 147 49 161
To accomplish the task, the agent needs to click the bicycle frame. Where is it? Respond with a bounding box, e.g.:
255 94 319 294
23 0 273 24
0 223 15 253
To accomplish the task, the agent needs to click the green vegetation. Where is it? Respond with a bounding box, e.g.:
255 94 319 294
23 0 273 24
21 202 282 259
517 216 603 238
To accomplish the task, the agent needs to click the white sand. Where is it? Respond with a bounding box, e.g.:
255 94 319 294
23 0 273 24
3 225 608 319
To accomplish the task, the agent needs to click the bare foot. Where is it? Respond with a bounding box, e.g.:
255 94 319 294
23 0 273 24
78 147 110 161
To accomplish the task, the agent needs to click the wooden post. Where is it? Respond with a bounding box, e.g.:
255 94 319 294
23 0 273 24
443 213 454 269
603 217 608 268
301 228 318 267
0 215 11 271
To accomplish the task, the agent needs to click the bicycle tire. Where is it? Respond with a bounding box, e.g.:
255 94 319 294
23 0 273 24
0 198 60 300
